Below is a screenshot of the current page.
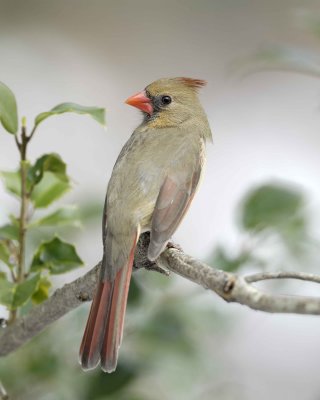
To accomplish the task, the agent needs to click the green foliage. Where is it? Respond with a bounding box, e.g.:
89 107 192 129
35 102 106 127
144 307 185 341
139 303 195 357
31 237 83 274
0 278 14 307
27 153 68 187
12 273 41 310
1 154 71 206
79 200 104 222
0 81 18 134
127 276 143 306
0 241 12 267
0 326 62 395
32 276 51 304
0 224 19 241
84 365 138 399
212 246 251 272
0 81 106 320
213 181 309 273
30 171 71 208
0 273 40 310
26 153 72 208
241 183 305 233
0 170 21 197
29 205 81 228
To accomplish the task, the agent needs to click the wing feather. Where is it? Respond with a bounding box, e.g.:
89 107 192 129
148 163 202 261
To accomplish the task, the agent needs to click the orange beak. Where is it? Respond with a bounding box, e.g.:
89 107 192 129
125 91 153 115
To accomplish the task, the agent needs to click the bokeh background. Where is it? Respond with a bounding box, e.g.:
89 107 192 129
1 1 320 399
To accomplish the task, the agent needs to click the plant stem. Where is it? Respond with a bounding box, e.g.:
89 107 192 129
17 127 28 282
8 126 29 324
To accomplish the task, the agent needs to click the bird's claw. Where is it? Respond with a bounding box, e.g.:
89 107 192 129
145 262 170 276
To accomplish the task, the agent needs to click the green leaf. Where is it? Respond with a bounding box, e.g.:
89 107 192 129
31 172 71 208
0 170 20 197
0 273 41 310
0 277 14 308
84 364 138 398
140 307 193 355
0 224 19 241
79 201 104 222
27 154 71 208
29 205 81 228
0 81 18 134
12 273 41 309
34 102 106 127
0 241 12 267
241 183 305 233
8 214 19 228
27 153 68 187
31 236 83 274
211 246 251 272
127 276 143 306
32 276 51 304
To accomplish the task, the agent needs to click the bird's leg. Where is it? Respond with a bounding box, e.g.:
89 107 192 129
133 232 170 276
144 262 170 276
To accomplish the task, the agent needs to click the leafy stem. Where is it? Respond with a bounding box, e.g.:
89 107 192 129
9 123 31 323
27 124 37 143
0 82 104 327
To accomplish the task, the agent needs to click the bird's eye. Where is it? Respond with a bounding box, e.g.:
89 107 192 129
161 95 172 105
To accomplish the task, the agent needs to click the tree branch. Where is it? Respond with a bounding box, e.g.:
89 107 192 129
245 271 320 284
2 233 320 357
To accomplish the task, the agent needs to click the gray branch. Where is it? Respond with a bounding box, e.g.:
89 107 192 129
1 233 320 358
245 271 320 284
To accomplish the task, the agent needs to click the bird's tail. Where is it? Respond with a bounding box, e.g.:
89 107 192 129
79 234 137 373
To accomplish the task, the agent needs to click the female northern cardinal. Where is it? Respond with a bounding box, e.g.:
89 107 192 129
79 77 212 372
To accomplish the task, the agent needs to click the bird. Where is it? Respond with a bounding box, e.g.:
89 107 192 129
79 77 212 373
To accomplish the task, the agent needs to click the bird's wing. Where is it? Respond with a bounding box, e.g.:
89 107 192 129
148 161 202 261
102 196 108 243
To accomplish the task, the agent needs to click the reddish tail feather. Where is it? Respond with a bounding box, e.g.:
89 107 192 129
79 237 136 372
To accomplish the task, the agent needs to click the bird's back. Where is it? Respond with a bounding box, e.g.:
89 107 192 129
106 124 205 234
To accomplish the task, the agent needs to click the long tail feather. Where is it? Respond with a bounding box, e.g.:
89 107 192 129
79 234 137 372
79 280 113 370
100 241 135 372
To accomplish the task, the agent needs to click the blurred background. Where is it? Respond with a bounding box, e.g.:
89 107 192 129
1 0 320 399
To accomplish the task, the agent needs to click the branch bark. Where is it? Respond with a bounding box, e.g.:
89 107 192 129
1 233 320 357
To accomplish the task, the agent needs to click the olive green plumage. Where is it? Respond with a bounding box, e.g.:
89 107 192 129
80 77 212 373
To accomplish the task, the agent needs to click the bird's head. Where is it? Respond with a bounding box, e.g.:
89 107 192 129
125 77 207 128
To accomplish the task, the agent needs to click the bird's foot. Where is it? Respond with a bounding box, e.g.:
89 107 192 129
166 240 183 252
144 262 170 276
